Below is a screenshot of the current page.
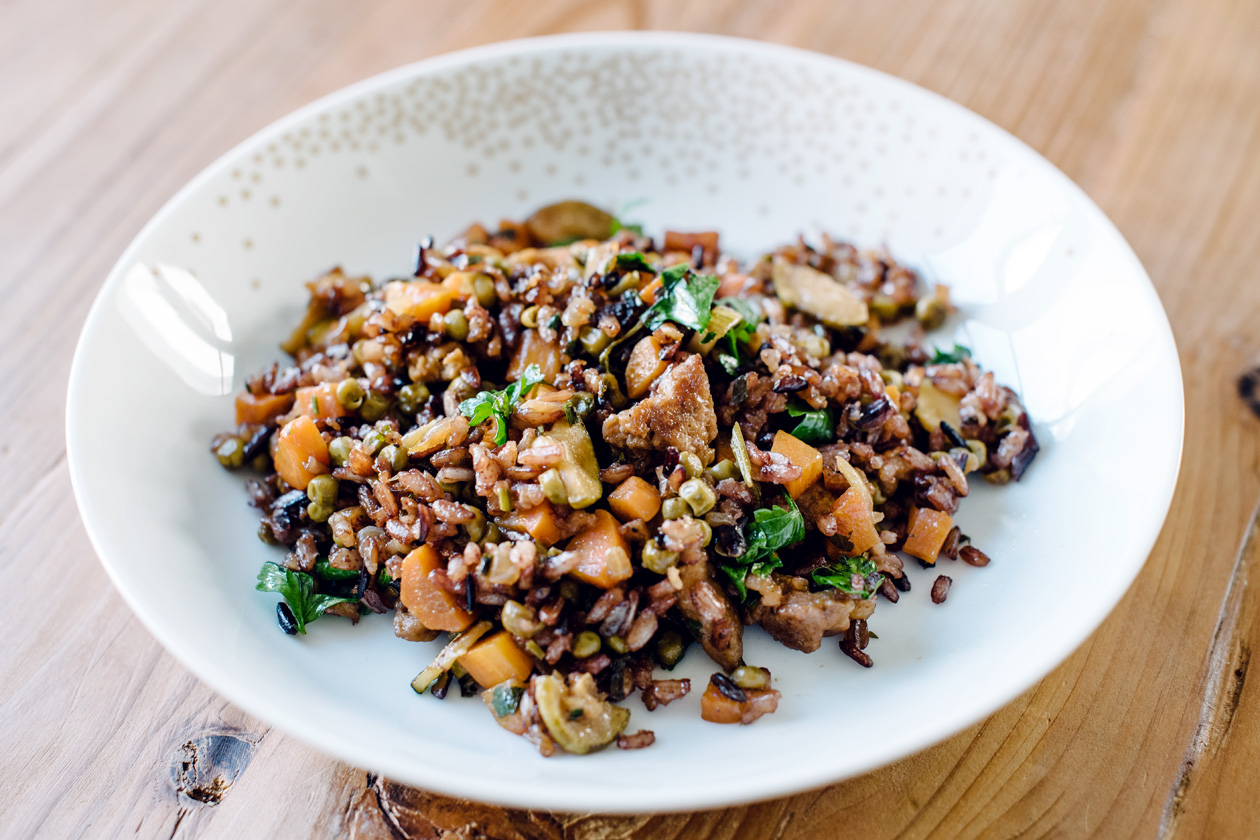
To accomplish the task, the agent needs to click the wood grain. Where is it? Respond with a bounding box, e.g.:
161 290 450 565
2 0 1259 837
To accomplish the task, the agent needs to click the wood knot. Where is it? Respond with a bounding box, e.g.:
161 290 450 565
1238 367 1260 418
170 731 256 805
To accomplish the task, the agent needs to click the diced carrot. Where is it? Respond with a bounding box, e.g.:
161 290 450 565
639 277 664 304
830 487 882 555
400 544 474 633
715 272 750 298
565 510 633 589
885 384 901 407
457 631 535 688
663 230 720 259
441 271 474 301
771 431 823 499
381 280 455 322
608 476 662 522
500 502 563 546
700 679 780 724
273 415 330 491
903 507 954 564
235 391 294 426
506 329 563 383
625 335 668 399
289 382 348 420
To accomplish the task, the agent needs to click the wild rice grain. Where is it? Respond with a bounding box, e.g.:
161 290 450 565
840 639 873 668
931 575 952 603
617 731 656 750
959 545 990 566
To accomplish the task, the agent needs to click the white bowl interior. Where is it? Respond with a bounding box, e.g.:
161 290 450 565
67 33 1181 812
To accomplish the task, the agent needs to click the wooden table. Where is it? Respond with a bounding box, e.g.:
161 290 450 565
5 0 1259 836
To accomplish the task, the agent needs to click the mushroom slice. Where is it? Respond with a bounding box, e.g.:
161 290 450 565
771 258 868 327
525 201 615 245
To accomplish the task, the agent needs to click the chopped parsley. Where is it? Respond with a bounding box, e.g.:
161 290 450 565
810 554 881 599
785 401 835 445
715 297 762 374
314 560 360 581
613 251 654 273
643 263 720 332
609 199 646 236
458 364 545 446
256 562 356 634
719 497 806 601
929 343 972 365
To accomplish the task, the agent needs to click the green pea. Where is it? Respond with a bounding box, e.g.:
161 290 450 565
606 635 629 655
336 378 365 410
578 325 611 356
572 631 601 659
520 305 540 329
257 521 278 545
655 631 685 669
380 444 408 472
915 295 947 330
215 437 244 469
678 479 716 516
359 391 390 421
705 459 737 482
443 309 469 341
249 453 271 473
661 497 690 520
307 501 333 522
473 273 498 308
731 666 771 690
965 439 987 472
698 520 713 547
328 436 354 466
396 382 430 415
870 294 900 321
306 474 339 507
361 430 387 455
641 540 679 574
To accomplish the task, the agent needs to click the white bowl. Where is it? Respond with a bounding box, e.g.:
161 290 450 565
66 32 1182 812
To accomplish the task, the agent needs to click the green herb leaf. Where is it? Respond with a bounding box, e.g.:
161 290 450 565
785 401 835 445
810 555 880 598
929 343 972 365
609 199 647 237
314 560 360 581
256 562 356 634
458 364 545 446
613 251 654 272
489 683 525 718
719 563 749 602
644 264 720 332
719 497 806 602
718 298 761 369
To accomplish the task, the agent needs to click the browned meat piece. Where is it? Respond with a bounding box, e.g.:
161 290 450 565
602 354 719 464
747 574 876 653
662 518 743 670
393 604 440 642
